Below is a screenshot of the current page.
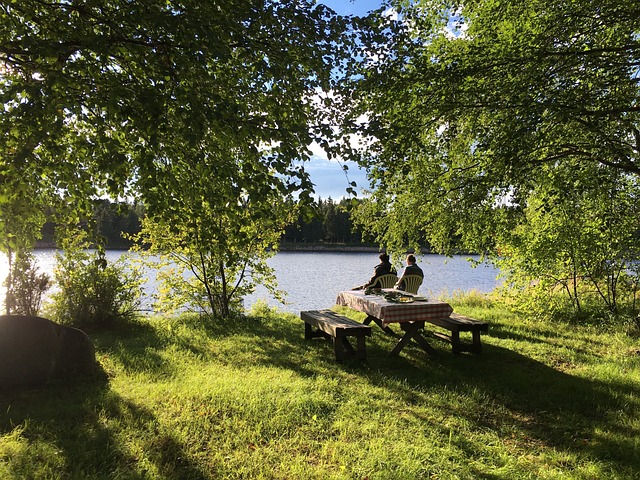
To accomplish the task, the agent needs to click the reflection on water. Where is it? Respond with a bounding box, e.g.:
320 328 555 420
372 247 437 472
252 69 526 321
0 250 502 315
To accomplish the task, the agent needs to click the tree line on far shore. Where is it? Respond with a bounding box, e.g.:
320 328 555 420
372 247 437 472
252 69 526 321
36 197 400 250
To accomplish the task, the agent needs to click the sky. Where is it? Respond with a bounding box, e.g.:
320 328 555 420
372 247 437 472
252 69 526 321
302 0 384 200
320 0 383 16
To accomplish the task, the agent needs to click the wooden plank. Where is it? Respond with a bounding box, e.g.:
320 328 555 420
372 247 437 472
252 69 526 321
449 313 489 331
301 310 371 338
426 313 488 354
304 321 331 340
389 321 436 357
301 310 370 362
363 314 398 337
426 314 488 333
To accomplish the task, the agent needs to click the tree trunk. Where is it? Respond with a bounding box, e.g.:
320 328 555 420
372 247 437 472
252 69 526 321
218 260 230 318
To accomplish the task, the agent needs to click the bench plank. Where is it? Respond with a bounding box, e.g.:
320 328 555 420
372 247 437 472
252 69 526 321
301 310 371 362
425 313 488 354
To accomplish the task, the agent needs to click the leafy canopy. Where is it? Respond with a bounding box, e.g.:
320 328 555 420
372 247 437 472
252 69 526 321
1 0 353 238
342 0 640 255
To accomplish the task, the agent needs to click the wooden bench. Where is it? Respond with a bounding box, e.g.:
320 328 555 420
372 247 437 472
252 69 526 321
425 313 489 354
301 310 372 362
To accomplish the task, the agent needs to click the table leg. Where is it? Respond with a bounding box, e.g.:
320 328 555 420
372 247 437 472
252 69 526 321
364 315 398 337
389 321 436 356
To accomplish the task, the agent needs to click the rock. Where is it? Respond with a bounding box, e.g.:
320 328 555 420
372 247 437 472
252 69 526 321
0 315 96 389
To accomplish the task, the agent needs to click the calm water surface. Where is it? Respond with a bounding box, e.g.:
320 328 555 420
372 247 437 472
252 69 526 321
247 252 501 313
2 250 502 314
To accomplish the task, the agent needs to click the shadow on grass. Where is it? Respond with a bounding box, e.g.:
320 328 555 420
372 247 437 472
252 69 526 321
363 335 640 476
89 320 176 378
486 320 613 356
198 311 640 475
0 376 207 479
3 311 637 477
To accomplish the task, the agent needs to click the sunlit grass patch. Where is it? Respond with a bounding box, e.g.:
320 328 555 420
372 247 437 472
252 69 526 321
2 294 640 479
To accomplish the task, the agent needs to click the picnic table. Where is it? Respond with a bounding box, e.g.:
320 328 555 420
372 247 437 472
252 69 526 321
335 289 454 356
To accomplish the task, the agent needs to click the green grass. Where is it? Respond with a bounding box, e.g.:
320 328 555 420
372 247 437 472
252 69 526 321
2 296 640 479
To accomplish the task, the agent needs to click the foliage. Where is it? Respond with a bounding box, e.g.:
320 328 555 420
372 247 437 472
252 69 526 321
2 250 49 316
47 246 143 328
282 197 367 245
340 0 640 317
2 300 640 478
40 197 377 249
0 0 353 238
132 169 292 318
0 181 47 254
92 200 143 249
0 161 53 314
342 0 640 250
497 164 640 319
1 1 356 315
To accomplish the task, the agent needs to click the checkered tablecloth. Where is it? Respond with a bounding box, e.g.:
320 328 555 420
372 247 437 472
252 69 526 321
335 290 453 326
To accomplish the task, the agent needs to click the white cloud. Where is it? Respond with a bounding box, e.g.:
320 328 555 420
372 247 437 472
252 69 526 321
305 154 369 200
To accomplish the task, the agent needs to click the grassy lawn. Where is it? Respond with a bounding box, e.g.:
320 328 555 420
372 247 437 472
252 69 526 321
1 296 639 479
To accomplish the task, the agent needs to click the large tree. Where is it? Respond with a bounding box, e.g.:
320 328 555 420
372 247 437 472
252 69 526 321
1 0 353 314
342 0 640 256
1 0 351 231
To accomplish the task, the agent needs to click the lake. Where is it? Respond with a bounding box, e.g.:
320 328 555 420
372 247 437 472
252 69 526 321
0 250 502 314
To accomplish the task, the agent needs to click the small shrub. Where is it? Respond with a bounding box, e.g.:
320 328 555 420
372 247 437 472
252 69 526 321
47 249 143 328
3 250 50 316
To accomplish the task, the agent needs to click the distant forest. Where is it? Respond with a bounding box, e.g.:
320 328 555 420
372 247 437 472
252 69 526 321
37 198 380 250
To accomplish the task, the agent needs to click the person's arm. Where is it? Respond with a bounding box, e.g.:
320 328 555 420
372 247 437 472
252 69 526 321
365 264 384 287
365 272 379 287
394 267 405 289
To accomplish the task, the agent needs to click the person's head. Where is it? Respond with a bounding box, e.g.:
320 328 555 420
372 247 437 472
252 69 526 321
379 253 390 263
406 254 416 265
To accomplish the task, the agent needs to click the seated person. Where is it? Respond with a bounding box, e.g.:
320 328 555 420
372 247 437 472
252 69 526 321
395 254 424 291
353 253 397 290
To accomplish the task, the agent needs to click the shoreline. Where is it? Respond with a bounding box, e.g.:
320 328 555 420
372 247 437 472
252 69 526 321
33 243 438 254
278 244 382 253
